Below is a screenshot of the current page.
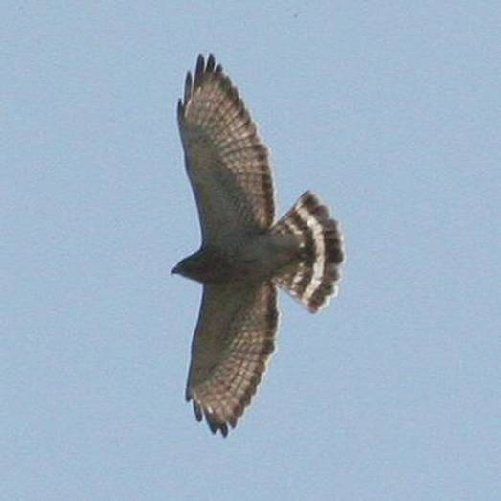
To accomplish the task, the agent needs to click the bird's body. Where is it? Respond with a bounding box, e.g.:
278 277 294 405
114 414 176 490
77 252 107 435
173 55 345 437
174 232 301 284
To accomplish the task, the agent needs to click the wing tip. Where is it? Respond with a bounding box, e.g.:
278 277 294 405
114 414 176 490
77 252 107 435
177 99 184 121
187 389 235 438
206 53 216 72
195 54 205 86
183 54 223 106
184 71 193 105
207 416 229 438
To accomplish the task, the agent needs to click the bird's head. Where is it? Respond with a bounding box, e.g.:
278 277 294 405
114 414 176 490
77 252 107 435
171 256 192 278
172 249 210 283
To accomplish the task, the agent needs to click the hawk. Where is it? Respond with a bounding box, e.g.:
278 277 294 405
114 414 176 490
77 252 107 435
173 55 345 437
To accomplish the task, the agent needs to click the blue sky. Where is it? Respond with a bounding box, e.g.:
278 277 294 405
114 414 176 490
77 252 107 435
3 1 500 499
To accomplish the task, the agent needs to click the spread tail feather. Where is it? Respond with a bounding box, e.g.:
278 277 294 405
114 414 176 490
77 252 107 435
272 192 345 312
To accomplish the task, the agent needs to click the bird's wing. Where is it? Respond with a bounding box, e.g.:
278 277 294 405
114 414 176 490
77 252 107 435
185 281 279 436
177 54 275 244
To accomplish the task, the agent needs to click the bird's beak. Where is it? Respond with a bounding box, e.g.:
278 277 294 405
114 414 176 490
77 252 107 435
171 263 180 275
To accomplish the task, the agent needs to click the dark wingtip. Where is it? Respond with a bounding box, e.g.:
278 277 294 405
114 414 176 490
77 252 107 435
220 423 228 438
184 71 193 104
177 99 184 121
207 417 218 434
195 54 205 85
204 410 230 438
229 414 238 428
206 54 216 72
207 420 229 438
193 401 203 422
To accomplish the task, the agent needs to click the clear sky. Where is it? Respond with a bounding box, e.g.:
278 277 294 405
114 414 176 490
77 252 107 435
3 1 500 499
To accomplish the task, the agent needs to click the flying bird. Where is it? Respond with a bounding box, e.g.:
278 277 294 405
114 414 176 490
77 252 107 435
173 54 345 437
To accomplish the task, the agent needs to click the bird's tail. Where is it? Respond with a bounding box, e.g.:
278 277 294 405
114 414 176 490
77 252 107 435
271 192 345 312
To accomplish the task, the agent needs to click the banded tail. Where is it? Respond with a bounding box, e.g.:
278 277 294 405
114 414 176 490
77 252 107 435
272 192 345 313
